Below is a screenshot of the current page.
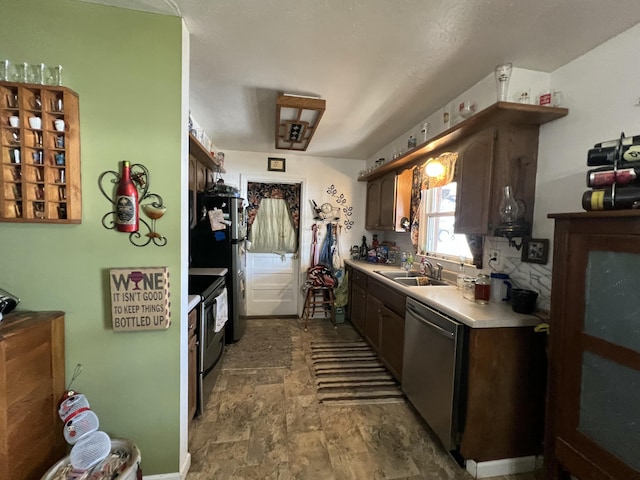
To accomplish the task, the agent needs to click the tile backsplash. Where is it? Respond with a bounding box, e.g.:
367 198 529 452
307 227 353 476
485 237 552 311
378 232 552 311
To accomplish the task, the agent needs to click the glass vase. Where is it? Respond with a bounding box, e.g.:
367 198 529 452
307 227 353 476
494 62 513 102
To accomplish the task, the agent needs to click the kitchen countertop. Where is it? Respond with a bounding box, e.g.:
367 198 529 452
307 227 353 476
188 295 200 312
345 260 542 328
188 268 228 313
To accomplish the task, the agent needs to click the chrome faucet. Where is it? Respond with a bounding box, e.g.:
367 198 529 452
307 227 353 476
435 263 443 280
422 259 435 277
420 258 443 280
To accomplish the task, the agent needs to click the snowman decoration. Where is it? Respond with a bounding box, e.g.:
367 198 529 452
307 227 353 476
58 390 112 470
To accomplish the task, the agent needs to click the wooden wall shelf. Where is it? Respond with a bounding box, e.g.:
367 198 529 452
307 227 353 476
358 102 568 182
0 81 81 223
189 133 225 173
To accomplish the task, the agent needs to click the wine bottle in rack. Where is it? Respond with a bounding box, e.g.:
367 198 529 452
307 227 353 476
587 144 640 166
593 134 640 149
587 165 640 188
115 161 139 232
582 185 640 211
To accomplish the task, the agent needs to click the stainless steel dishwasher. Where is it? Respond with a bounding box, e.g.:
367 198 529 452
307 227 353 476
403 297 465 451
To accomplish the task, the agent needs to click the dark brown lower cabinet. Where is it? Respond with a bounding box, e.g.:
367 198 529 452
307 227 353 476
365 294 382 350
460 327 547 461
350 284 366 334
545 211 640 480
353 275 406 382
348 267 368 336
379 304 404 381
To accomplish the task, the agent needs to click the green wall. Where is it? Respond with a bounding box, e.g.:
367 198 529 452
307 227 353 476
0 0 184 474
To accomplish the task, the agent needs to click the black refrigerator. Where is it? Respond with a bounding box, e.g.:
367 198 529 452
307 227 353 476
190 193 247 343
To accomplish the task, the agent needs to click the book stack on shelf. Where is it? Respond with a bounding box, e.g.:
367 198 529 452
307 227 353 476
582 133 640 210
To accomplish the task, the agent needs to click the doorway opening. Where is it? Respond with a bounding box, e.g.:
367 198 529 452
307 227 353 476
244 179 303 316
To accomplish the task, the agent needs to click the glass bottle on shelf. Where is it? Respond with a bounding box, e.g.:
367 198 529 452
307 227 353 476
421 122 430 142
494 62 513 102
359 235 368 260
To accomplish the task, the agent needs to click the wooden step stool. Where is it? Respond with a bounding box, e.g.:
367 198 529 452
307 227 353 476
301 286 336 331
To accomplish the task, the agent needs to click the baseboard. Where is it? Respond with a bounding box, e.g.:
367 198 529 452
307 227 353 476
143 473 180 480
465 455 540 478
143 452 191 480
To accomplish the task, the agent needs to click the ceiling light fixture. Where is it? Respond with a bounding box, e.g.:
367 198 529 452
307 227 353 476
275 93 326 151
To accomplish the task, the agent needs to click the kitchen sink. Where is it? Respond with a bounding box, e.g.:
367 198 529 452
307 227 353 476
375 269 420 279
373 270 449 286
393 277 448 286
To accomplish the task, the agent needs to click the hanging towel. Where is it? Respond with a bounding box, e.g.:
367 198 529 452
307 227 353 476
311 223 319 267
318 222 334 266
215 288 228 333
332 223 342 271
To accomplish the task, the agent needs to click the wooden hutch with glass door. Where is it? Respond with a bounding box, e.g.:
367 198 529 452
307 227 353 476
545 210 640 480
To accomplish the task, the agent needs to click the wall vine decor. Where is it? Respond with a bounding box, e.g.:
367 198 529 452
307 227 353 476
98 163 167 247
326 184 354 230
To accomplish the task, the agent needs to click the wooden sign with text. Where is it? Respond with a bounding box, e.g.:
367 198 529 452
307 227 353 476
109 267 171 331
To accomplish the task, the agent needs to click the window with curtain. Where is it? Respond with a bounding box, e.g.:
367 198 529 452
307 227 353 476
246 182 300 253
249 198 297 252
417 152 473 261
420 182 472 260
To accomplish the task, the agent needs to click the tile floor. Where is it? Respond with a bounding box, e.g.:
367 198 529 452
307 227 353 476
187 317 540 480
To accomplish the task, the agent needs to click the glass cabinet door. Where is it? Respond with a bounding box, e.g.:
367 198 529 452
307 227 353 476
558 234 640 479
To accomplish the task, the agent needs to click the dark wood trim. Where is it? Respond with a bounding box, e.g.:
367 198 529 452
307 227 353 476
358 102 567 182
582 334 640 370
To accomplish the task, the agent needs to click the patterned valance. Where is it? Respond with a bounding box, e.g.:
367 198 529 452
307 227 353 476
247 182 301 232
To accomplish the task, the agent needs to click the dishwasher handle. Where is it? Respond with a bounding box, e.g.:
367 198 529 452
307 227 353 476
406 307 455 339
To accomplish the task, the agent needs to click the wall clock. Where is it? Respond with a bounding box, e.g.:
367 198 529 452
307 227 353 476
319 202 334 219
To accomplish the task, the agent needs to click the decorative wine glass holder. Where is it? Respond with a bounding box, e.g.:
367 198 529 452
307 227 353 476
98 162 167 247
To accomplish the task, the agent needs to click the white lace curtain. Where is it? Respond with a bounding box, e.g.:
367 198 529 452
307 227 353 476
248 198 297 253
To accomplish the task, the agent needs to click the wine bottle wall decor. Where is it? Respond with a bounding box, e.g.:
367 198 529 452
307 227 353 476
98 162 167 247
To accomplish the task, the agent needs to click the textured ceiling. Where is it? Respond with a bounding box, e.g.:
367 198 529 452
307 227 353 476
79 0 640 159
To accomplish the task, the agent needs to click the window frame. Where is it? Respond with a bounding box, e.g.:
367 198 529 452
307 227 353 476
420 182 472 262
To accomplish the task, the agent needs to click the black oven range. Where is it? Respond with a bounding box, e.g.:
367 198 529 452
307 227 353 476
188 269 228 416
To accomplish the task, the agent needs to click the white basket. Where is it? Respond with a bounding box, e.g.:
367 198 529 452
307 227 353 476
41 438 141 480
